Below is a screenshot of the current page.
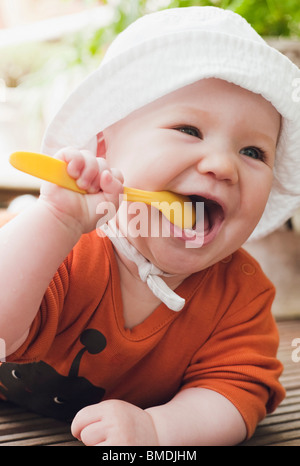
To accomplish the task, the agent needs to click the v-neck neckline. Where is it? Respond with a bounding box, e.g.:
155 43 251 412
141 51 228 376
103 237 210 341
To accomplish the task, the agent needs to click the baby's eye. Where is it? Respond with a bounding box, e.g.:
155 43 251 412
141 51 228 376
174 126 202 139
240 146 266 162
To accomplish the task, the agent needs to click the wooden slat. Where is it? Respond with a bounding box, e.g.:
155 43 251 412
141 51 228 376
242 319 300 446
0 187 38 209
0 401 82 446
0 320 299 446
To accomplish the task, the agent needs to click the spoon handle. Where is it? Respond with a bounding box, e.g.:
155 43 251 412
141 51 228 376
10 151 87 194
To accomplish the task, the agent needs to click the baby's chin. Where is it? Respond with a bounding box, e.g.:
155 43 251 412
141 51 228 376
133 237 201 275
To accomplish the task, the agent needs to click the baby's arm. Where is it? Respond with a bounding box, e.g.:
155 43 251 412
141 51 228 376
71 388 247 446
0 148 123 356
147 388 247 445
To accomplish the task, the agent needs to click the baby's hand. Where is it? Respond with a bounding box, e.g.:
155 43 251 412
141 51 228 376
71 400 159 446
39 147 124 234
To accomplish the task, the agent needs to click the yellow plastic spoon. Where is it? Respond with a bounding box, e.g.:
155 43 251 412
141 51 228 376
9 151 195 229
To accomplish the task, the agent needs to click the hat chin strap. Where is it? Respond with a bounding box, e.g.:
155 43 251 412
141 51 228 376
100 220 186 312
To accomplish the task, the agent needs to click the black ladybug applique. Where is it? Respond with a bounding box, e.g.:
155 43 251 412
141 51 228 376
0 329 106 421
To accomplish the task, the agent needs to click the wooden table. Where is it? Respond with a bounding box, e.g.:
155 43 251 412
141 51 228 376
242 319 300 446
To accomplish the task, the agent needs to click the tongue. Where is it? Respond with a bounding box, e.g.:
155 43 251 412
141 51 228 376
203 205 210 232
193 203 210 233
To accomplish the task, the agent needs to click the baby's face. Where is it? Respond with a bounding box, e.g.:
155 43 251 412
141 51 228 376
104 78 280 275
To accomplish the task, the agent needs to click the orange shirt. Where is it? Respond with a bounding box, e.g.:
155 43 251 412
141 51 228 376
0 230 285 439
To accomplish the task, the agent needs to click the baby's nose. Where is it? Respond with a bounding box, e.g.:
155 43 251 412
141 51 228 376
196 150 239 184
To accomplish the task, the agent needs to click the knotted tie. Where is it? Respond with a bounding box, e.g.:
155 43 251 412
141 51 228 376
100 221 186 312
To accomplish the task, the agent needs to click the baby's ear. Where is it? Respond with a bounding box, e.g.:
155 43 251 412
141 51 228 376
96 132 106 158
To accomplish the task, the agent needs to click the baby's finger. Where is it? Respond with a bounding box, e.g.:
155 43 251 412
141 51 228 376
54 148 100 191
71 403 103 440
78 421 106 446
110 167 124 184
73 155 100 191
100 170 124 201
55 147 85 178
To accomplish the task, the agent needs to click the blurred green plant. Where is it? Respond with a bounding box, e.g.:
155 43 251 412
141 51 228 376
87 0 300 56
170 0 300 37
1 0 299 90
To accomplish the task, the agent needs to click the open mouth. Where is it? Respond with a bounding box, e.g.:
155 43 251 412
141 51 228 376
174 194 225 245
189 195 224 232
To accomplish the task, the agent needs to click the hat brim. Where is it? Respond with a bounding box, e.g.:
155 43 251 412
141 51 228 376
42 29 300 241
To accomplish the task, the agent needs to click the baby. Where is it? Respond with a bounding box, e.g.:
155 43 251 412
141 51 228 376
0 7 300 446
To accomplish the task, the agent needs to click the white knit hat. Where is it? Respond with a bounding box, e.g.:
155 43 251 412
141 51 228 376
42 6 300 241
